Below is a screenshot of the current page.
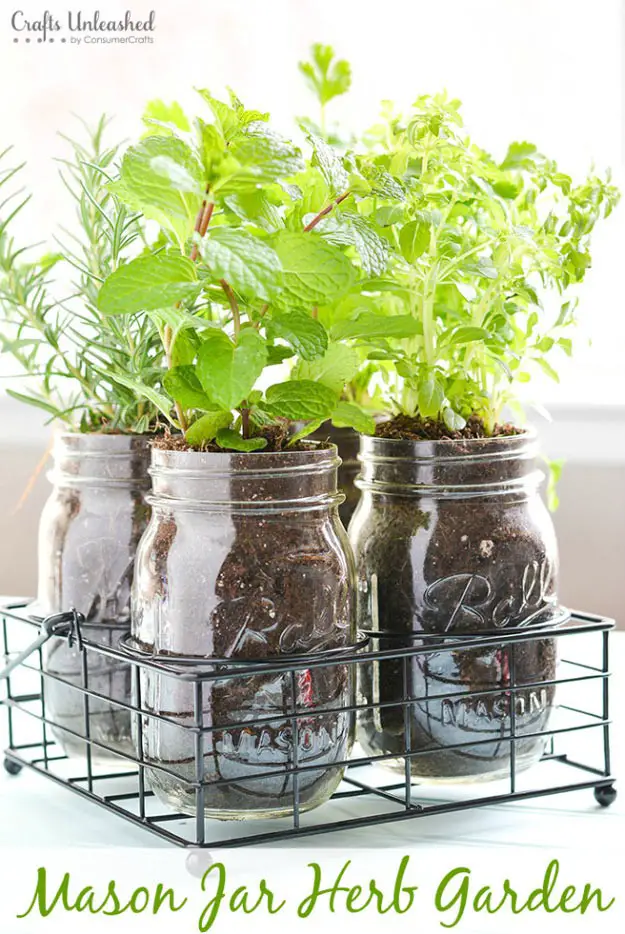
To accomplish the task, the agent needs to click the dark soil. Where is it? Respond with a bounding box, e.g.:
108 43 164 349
152 423 323 454
375 414 524 442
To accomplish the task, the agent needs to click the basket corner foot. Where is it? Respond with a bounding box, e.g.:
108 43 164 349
3 756 23 776
594 783 617 808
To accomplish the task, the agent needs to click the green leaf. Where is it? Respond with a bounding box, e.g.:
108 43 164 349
200 228 282 302
197 329 267 410
229 127 304 184
103 371 175 423
442 326 493 346
298 44 352 106
292 343 360 394
98 252 200 315
273 231 356 307
5 389 61 418
264 379 338 421
288 419 324 445
331 401 375 435
418 378 444 418
269 310 328 361
307 133 349 194
399 220 430 263
142 99 191 135
186 411 233 446
332 313 423 341
163 366 216 410
442 407 467 431
534 357 560 382
316 212 390 276
266 344 295 366
116 136 204 244
215 428 268 451
500 141 538 170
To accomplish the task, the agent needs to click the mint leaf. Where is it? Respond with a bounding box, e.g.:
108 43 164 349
163 366 216 410
200 228 282 302
332 313 423 341
197 329 267 410
116 137 204 244
229 126 304 184
288 419 324 445
142 99 191 135
98 252 200 315
273 231 355 306
215 428 268 451
307 133 349 194
269 310 328 361
317 212 390 276
264 380 338 421
331 401 376 435
292 343 359 394
186 411 233 446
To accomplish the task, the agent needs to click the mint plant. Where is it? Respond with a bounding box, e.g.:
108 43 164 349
98 89 384 450
337 93 620 433
0 118 164 432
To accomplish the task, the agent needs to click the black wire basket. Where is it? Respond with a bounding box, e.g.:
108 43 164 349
0 599 617 848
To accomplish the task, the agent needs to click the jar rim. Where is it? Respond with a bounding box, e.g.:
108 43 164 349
149 439 340 477
358 426 538 462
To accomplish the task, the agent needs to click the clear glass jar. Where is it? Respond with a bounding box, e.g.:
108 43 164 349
131 442 355 820
308 423 360 528
38 433 151 760
349 430 563 782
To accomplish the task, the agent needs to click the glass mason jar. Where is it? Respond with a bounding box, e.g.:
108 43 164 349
349 430 563 783
38 433 151 760
131 442 355 820
308 423 361 528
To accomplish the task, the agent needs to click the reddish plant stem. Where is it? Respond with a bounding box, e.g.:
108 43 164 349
190 198 214 261
303 190 351 232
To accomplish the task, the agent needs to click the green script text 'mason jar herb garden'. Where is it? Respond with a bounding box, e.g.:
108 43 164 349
130 443 355 819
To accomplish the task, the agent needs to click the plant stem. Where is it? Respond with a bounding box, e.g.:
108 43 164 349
190 197 214 262
162 323 187 431
303 191 351 232
221 279 241 339
241 406 250 439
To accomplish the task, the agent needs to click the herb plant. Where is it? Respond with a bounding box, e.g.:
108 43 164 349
0 118 164 433
340 94 620 432
97 90 387 450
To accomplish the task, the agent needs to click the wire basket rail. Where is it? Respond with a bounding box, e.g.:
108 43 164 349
0 599 617 848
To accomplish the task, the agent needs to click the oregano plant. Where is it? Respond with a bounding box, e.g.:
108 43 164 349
97 88 386 450
328 92 620 433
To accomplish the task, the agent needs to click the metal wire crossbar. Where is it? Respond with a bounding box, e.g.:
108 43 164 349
0 599 617 848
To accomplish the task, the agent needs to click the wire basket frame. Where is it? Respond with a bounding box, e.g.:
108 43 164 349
0 599 617 848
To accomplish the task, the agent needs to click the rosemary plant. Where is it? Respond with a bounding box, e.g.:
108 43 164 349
0 117 164 433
